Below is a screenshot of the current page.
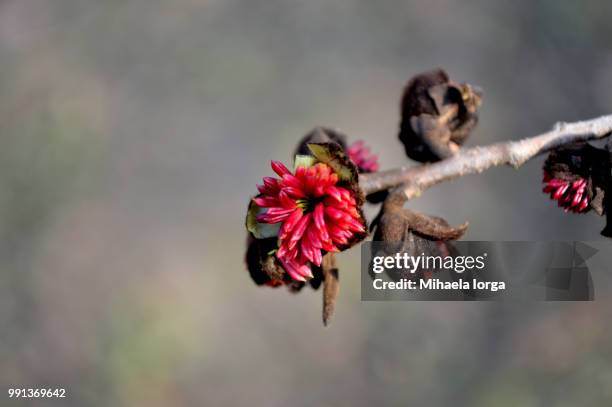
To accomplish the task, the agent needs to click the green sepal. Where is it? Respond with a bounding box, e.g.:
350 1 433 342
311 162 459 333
293 154 317 171
307 142 357 182
246 199 281 239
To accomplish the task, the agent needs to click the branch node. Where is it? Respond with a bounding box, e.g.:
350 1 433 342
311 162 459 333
553 121 568 132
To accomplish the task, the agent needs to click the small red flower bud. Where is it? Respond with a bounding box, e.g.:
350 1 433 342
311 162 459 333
347 140 380 173
542 174 590 213
542 142 609 215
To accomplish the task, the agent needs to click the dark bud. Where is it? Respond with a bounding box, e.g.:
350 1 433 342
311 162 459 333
245 235 327 290
245 236 285 287
294 127 347 157
309 266 324 290
398 68 482 162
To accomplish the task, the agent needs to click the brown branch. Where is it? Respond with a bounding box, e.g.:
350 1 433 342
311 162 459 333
359 114 612 201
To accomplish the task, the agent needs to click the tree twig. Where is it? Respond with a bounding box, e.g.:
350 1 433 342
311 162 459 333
321 253 339 326
359 114 612 201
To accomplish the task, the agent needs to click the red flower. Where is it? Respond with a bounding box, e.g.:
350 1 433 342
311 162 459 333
254 160 365 282
542 171 589 213
347 140 379 173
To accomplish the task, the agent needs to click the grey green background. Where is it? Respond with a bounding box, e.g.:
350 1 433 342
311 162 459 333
1 1 612 406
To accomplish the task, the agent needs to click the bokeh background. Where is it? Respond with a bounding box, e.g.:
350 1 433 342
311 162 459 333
1 1 612 406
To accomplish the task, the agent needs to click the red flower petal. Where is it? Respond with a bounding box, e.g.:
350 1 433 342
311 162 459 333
271 160 291 177
279 208 303 240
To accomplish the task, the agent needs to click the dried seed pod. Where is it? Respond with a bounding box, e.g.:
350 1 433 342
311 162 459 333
398 68 482 162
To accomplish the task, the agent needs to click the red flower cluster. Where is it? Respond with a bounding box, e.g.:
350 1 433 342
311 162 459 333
543 171 589 213
254 160 365 281
347 140 379 172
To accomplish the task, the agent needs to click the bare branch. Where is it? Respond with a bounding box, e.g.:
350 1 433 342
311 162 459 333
321 253 339 326
359 114 612 200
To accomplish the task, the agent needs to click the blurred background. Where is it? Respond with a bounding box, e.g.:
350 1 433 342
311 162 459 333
1 0 612 406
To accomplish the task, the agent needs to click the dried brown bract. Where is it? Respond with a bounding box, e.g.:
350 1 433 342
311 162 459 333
245 236 285 287
372 199 468 281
